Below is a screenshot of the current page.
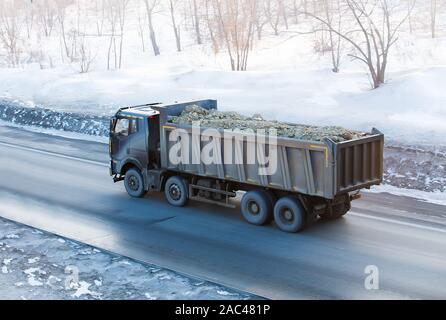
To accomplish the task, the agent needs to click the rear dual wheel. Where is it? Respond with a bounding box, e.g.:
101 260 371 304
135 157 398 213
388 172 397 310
273 196 306 233
240 190 275 226
241 191 306 233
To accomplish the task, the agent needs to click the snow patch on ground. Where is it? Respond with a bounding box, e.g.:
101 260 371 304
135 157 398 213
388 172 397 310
0 216 256 300
24 267 46 287
27 257 40 264
71 281 100 299
368 185 446 206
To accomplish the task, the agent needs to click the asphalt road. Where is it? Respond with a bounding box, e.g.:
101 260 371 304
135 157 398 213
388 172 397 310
0 125 445 299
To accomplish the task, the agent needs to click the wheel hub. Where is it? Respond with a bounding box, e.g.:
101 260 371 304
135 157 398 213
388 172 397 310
129 175 139 191
248 201 260 215
169 184 181 201
280 208 294 224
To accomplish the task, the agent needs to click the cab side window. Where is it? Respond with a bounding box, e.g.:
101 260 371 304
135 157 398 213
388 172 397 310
129 119 138 135
114 118 130 136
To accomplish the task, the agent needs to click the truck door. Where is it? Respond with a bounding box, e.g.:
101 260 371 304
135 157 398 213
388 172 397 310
129 118 148 169
110 117 131 163
148 115 161 169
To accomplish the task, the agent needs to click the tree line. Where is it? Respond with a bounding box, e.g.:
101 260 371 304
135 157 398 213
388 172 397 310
0 0 444 88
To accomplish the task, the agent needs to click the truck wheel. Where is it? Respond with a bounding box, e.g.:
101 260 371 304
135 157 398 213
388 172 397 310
264 190 277 207
321 202 349 220
320 195 351 220
124 168 147 198
165 176 189 207
273 196 306 233
240 190 273 226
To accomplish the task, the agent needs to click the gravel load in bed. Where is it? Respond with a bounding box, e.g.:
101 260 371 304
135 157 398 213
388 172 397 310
171 105 368 142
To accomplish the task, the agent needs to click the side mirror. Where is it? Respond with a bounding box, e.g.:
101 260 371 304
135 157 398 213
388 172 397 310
110 117 117 133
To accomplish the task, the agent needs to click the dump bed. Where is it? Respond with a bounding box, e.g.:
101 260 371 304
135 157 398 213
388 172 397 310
156 101 384 199
331 130 384 195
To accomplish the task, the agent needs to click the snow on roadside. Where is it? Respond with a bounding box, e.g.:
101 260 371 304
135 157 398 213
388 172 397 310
2 66 446 149
0 99 109 137
0 217 255 300
368 185 446 207
0 119 108 144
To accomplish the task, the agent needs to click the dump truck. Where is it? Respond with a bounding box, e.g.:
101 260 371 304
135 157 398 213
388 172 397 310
109 100 384 233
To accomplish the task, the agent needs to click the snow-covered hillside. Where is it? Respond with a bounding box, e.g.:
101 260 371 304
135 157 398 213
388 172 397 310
0 1 445 149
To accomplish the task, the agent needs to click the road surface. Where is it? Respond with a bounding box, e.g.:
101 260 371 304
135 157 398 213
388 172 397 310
0 125 445 299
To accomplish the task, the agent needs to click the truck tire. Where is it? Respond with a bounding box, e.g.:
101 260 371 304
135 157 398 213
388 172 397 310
273 196 306 233
124 168 147 198
264 190 277 207
165 176 189 207
240 190 273 226
320 195 351 220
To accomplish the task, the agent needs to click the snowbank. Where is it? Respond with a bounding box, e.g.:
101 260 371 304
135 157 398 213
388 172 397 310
0 99 109 137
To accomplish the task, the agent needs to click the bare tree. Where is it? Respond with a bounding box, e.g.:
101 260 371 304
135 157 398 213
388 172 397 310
0 0 23 67
104 0 129 69
78 35 95 73
430 0 437 38
169 0 182 51
264 0 281 35
55 0 72 61
137 6 147 52
95 0 107 36
143 0 161 56
213 0 257 71
292 0 301 24
406 0 415 33
253 0 269 40
305 0 413 88
117 0 130 68
23 0 35 39
106 0 118 69
192 0 203 44
322 0 343 72
278 0 288 30
204 0 220 52
36 0 57 37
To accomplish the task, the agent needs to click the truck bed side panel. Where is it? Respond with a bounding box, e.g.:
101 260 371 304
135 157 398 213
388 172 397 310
161 125 335 198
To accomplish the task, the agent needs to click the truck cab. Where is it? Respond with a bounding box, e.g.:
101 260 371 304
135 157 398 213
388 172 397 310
109 104 161 195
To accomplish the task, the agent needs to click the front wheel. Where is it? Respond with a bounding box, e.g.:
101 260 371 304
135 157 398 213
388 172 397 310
124 168 147 198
